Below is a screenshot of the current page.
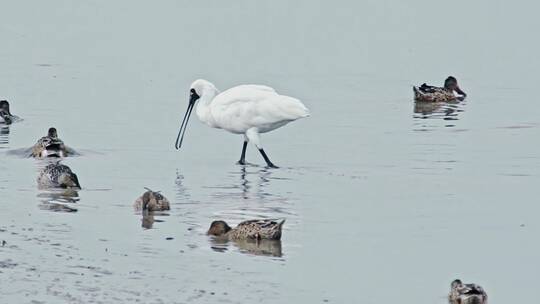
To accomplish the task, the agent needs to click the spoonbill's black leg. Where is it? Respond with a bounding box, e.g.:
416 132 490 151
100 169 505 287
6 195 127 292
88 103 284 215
237 141 248 165
258 149 278 168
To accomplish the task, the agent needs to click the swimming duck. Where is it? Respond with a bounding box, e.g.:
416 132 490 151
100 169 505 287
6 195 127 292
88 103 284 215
448 279 487 304
31 127 69 158
37 163 81 189
133 188 171 212
0 100 17 125
413 76 467 102
207 219 285 240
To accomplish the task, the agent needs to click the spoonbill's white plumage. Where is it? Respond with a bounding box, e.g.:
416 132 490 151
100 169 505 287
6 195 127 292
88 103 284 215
175 79 310 168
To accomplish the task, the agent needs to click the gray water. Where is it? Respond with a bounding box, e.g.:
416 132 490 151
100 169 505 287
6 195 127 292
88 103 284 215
1 1 539 303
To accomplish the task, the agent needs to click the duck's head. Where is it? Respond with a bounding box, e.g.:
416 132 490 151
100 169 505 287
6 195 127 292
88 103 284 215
207 220 232 236
0 101 12 124
58 171 81 189
48 127 58 138
141 190 155 211
451 279 463 290
175 79 219 149
444 76 466 97
0 100 11 116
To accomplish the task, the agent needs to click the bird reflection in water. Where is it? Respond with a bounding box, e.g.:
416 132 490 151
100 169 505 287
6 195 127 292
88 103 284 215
175 170 190 200
413 100 465 121
237 165 272 200
203 166 285 205
209 237 283 257
38 188 80 212
0 125 9 147
140 210 167 229
234 166 294 217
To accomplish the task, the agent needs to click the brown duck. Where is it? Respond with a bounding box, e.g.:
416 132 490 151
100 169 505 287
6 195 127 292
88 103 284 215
413 76 467 102
31 127 71 158
207 219 285 240
0 100 19 125
133 188 170 212
37 163 81 189
448 279 487 304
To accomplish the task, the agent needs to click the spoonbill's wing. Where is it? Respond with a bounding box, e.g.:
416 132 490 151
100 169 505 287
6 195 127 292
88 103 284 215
215 85 279 107
234 84 277 93
212 85 309 131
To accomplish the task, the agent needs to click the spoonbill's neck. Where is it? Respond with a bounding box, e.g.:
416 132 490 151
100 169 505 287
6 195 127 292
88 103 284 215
195 86 219 126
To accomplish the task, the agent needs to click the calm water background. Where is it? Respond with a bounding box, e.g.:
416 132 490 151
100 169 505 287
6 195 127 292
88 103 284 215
1 1 539 303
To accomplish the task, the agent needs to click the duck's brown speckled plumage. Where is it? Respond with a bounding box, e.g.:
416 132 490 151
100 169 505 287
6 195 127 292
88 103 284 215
133 188 170 212
207 219 285 240
448 279 487 304
31 127 70 158
414 86 458 102
414 76 467 102
37 163 81 189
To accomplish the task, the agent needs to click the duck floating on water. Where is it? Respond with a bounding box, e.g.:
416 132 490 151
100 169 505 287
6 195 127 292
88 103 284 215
413 76 467 102
37 163 81 189
0 100 19 125
207 219 285 240
133 188 170 212
448 279 487 304
31 127 70 158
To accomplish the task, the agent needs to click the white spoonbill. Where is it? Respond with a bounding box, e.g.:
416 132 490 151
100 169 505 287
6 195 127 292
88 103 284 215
175 79 310 168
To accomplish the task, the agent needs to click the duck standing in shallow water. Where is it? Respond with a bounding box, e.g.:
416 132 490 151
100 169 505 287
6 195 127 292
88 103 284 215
133 188 170 212
37 163 81 189
0 100 18 125
448 279 487 304
207 219 285 240
413 76 467 102
31 127 70 158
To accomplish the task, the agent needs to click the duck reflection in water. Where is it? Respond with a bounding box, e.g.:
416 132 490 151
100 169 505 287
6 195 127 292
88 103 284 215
0 125 9 147
38 188 80 212
413 100 464 121
140 210 167 229
209 237 283 257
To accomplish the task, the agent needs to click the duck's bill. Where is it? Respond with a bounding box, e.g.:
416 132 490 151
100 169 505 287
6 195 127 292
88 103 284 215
175 101 195 149
0 113 12 124
455 86 466 96
73 175 81 189
64 178 81 190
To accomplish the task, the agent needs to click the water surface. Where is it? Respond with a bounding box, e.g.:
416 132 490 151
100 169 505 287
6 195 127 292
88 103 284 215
1 1 539 303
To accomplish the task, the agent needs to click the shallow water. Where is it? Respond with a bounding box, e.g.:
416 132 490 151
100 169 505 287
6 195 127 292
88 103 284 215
1 1 540 303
